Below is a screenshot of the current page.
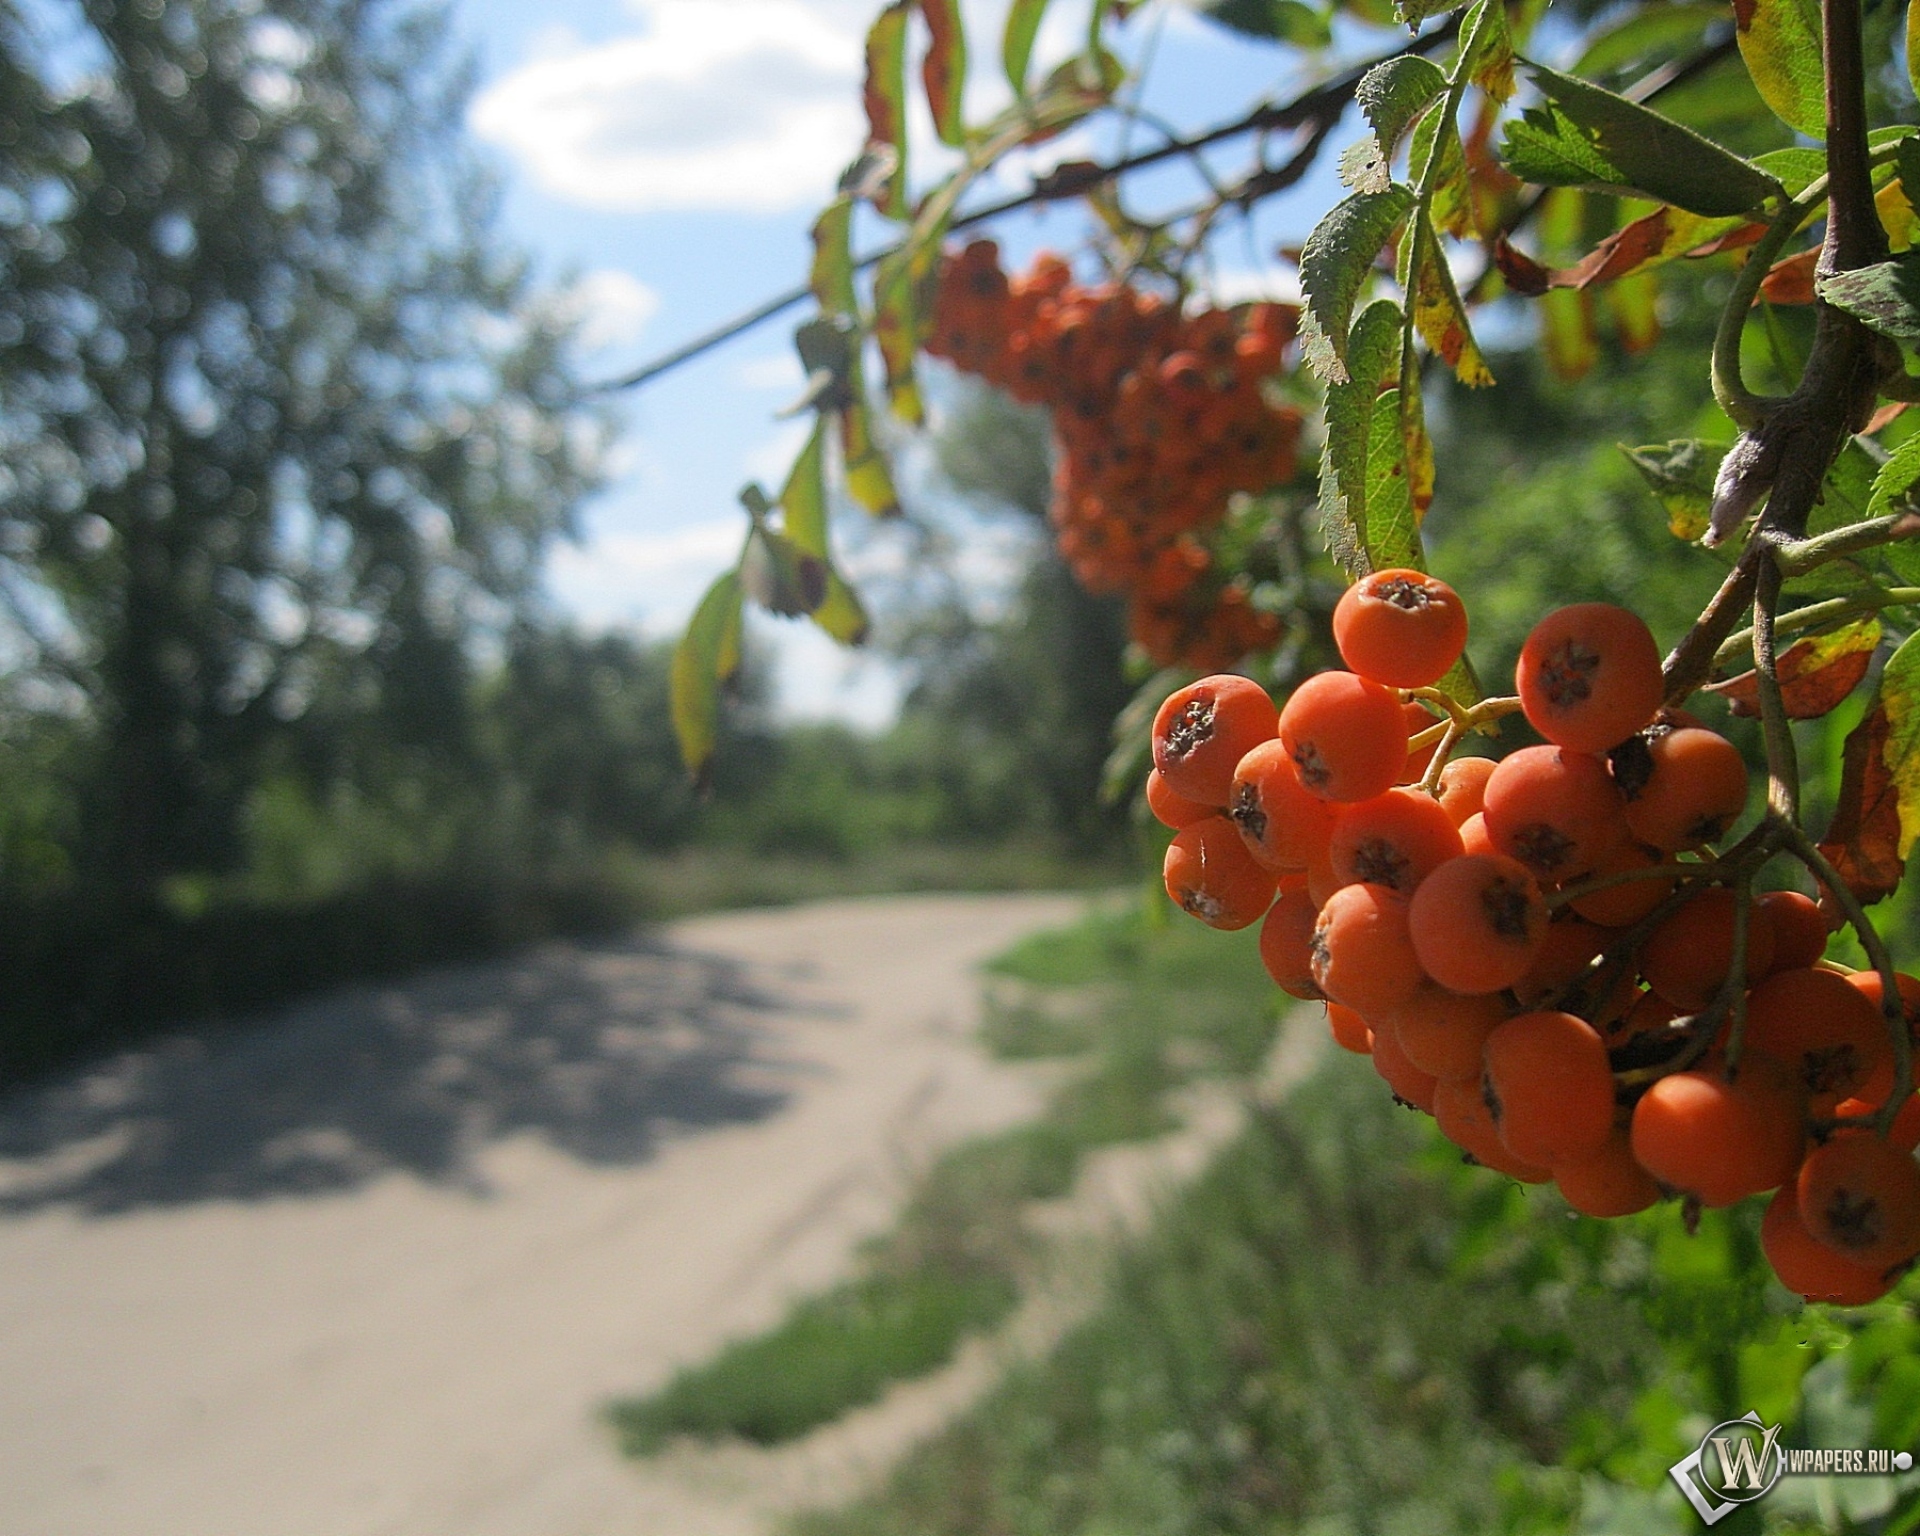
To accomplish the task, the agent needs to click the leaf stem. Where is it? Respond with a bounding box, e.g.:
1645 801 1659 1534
1753 556 1799 821
1712 584 1920 670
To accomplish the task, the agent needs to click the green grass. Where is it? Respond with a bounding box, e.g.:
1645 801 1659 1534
605 895 1282 1456
785 1056 1668 1536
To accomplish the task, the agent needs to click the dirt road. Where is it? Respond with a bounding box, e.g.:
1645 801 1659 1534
0 892 1084 1536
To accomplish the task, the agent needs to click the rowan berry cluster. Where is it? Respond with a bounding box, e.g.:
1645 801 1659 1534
926 239 1302 670
1149 571 1920 1306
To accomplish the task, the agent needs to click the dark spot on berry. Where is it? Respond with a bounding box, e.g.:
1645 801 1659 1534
1370 574 1438 611
1163 697 1215 761
1822 1185 1885 1252
1541 639 1603 708
1350 837 1412 891
1292 741 1331 791
1684 812 1732 845
1510 823 1578 874
1481 1072 1504 1123
1803 1044 1864 1099
1229 781 1267 844
1479 876 1536 941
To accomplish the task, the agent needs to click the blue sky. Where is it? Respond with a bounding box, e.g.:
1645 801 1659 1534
448 0 1391 725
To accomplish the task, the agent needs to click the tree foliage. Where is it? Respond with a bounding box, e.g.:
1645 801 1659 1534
0 0 600 891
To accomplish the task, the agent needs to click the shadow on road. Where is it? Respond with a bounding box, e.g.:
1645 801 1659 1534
0 934 822 1214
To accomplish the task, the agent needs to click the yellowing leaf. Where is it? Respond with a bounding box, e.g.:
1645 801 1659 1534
1734 0 1826 139
1881 632 1920 860
862 4 911 218
1542 286 1598 381
840 395 900 516
671 571 744 783
1409 211 1494 386
919 0 968 148
1708 619 1880 719
811 198 858 316
872 247 925 424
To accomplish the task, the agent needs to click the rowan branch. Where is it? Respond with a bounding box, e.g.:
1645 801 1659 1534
583 18 1462 396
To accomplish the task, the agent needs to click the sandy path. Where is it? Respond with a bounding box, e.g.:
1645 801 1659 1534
0 892 1084 1536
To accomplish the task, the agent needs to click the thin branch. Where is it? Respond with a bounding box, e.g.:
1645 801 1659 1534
584 18 1462 396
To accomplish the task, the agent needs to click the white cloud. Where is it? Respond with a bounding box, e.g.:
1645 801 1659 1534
742 417 814 487
770 618 907 730
1200 264 1303 307
545 518 743 631
560 268 661 353
470 0 867 213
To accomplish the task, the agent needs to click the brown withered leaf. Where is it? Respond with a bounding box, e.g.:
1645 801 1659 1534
1707 619 1880 719
1760 247 1819 305
1491 235 1550 296
1818 697 1906 917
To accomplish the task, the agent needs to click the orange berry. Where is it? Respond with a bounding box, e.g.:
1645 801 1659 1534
1622 728 1750 851
1408 854 1548 995
1640 887 1776 1013
1311 882 1425 1016
1833 1093 1920 1152
1145 768 1213 830
1332 568 1468 688
1517 603 1664 753
1630 1057 1805 1207
1435 756 1496 826
1761 1182 1897 1305
1513 917 1609 1010
1553 1128 1661 1217
1758 889 1828 973
1391 987 1508 1079
1325 1001 1373 1054
1483 1010 1615 1165
1278 671 1408 803
1258 877 1320 998
1843 969 1920 1056
1152 674 1278 805
1566 841 1676 928
1328 788 1464 897
1370 1017 1438 1111
1434 1074 1552 1182
1797 1134 1920 1271
1164 815 1278 930
1482 746 1628 884
1744 967 1892 1113
1457 811 1496 857
1228 738 1337 871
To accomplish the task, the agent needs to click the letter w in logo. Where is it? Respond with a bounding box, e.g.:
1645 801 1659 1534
1712 1423 1782 1491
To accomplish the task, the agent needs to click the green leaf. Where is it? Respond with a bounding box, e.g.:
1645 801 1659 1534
1357 56 1448 158
1817 254 1920 341
1187 0 1331 45
1732 0 1825 138
671 571 743 782
1399 0 1466 25
779 418 828 557
1003 0 1051 91
919 0 968 148
1317 299 1405 575
810 198 859 316
1879 632 1920 860
1299 188 1415 384
1572 2 1726 79
1501 62 1781 217
1410 101 1474 238
812 570 872 646
1867 429 1920 529
1622 439 1727 540
862 3 911 218
1366 389 1420 571
1409 210 1493 386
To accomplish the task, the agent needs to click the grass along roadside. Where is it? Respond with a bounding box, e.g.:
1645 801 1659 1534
605 895 1280 1456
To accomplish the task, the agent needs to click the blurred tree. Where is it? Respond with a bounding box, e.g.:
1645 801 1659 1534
888 382 1133 855
0 0 600 894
